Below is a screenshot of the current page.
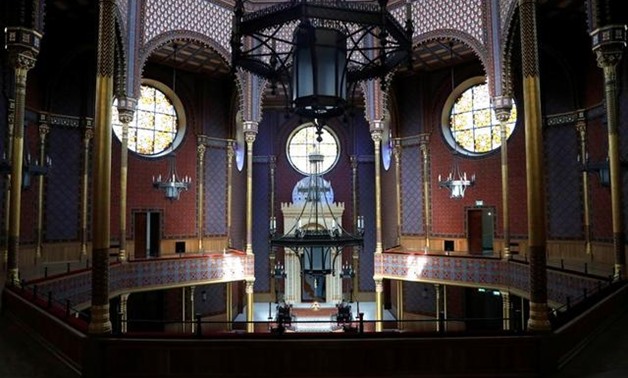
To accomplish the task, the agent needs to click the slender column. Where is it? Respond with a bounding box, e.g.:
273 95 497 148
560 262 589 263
420 140 431 250
80 126 93 259
227 141 235 246
371 121 384 331
35 121 50 262
88 0 116 335
374 278 384 332
269 155 277 300
120 293 129 333
396 280 404 330
351 155 359 299
393 139 402 245
197 143 206 253
493 97 513 259
501 291 511 331
576 116 593 257
435 283 441 332
189 286 196 334
591 24 627 280
519 0 550 331
6 50 37 285
443 285 448 332
371 125 383 254
245 280 255 333
2 100 15 266
181 287 187 333
244 122 258 255
116 98 136 262
226 281 233 331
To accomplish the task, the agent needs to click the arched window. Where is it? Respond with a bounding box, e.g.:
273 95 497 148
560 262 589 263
286 123 340 175
442 77 517 155
112 79 186 157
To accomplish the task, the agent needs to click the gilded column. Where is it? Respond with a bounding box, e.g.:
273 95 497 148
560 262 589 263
117 97 136 262
269 155 276 299
501 291 511 331
374 278 384 332
393 139 402 245
80 125 93 259
519 0 550 331
351 155 360 300
371 123 384 254
493 96 513 259
189 286 196 334
420 139 431 250
226 282 233 331
576 115 593 257
434 283 441 332
197 143 206 253
120 293 129 333
245 280 255 333
88 0 116 334
591 24 627 280
243 121 258 333
35 120 50 262
2 102 14 265
6 50 38 285
2 100 15 266
244 122 258 255
227 140 235 246
396 280 404 330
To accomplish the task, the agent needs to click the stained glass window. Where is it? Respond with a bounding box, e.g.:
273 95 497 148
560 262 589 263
287 123 339 175
448 82 517 154
112 82 184 157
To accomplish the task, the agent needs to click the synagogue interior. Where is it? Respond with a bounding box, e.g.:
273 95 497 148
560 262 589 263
1 0 628 377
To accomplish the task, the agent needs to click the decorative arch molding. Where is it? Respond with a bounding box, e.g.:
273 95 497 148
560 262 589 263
233 70 266 124
499 0 520 98
135 31 229 99
413 29 492 96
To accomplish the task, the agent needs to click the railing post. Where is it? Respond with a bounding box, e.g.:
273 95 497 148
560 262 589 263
47 291 52 308
195 314 202 337
33 285 38 299
67 262 71 273
584 262 588 274
358 312 364 333
44 266 48 278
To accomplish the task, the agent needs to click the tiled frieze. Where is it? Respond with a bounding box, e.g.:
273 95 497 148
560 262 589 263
30 253 253 309
377 253 605 306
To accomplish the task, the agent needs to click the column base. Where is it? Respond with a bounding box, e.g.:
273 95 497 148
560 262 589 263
614 264 625 281
527 301 551 332
88 304 112 334
7 268 19 286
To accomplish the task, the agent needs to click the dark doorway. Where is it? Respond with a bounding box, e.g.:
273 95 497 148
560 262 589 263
464 287 502 331
467 208 494 255
134 211 161 258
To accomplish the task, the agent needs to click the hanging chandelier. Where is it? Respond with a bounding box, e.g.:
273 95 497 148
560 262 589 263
438 150 475 199
0 130 52 190
152 153 191 200
231 0 413 120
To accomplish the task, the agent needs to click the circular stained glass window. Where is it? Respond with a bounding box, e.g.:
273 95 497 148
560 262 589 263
286 123 340 175
112 79 186 157
442 77 517 156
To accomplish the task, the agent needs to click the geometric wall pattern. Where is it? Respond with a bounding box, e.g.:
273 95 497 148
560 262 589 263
143 0 231 54
401 146 422 234
545 125 582 239
394 0 485 44
204 146 227 235
45 128 82 241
